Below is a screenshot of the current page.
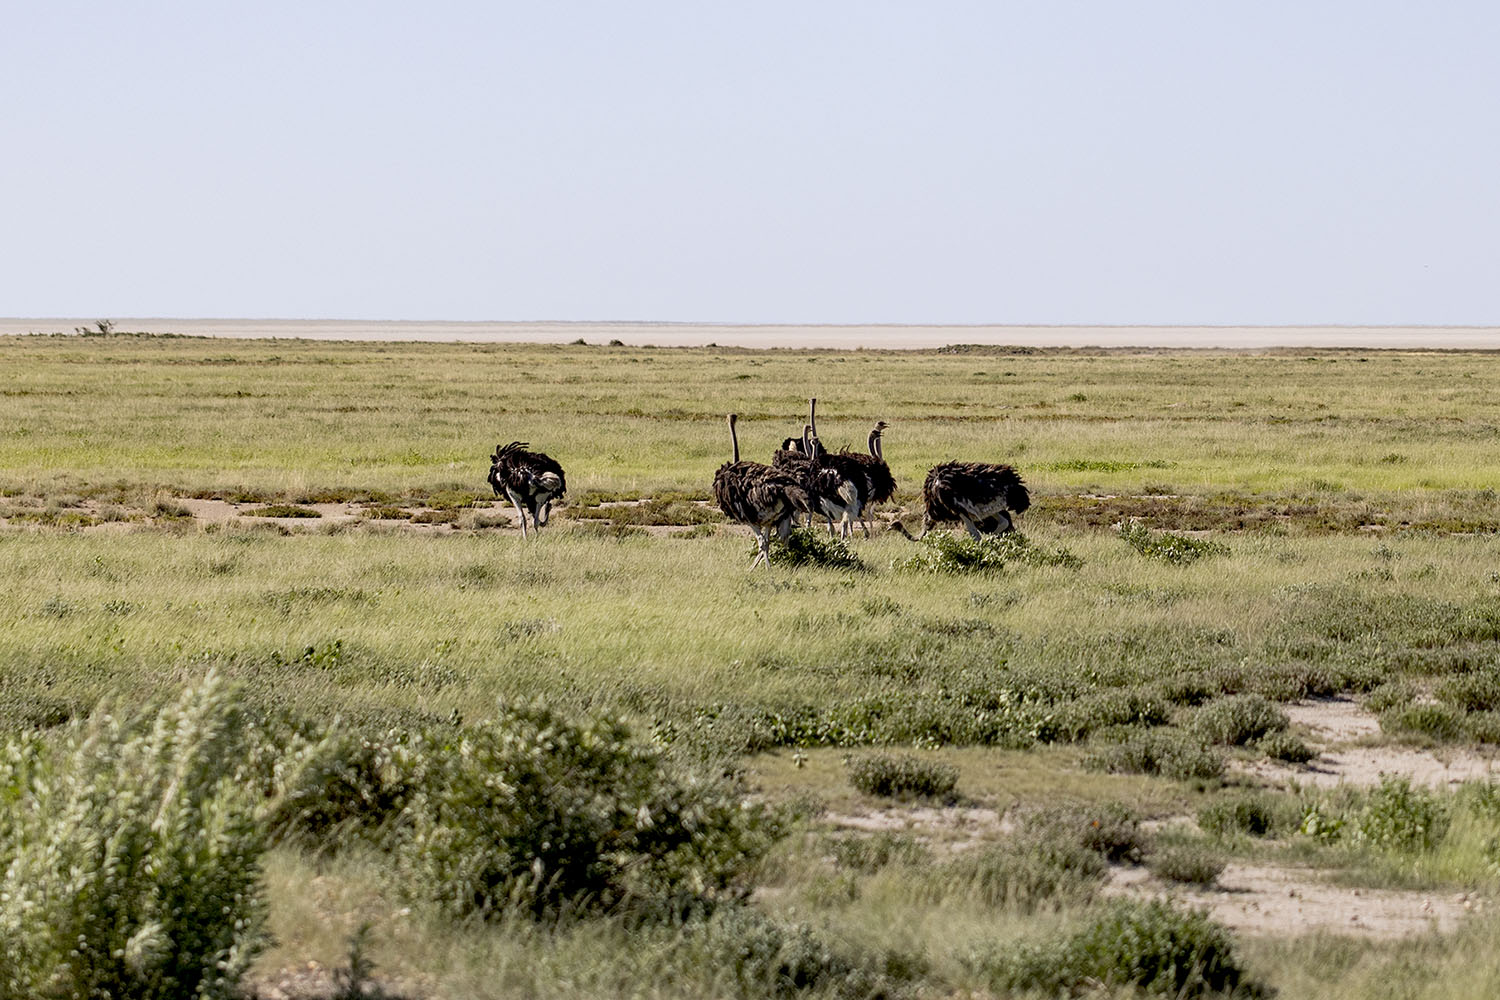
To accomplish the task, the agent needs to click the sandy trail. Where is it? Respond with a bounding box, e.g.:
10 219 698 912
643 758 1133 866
4 319 1499 350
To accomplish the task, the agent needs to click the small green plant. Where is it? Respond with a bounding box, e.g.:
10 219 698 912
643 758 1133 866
846 753 958 800
1118 520 1227 564
1190 694 1289 746
978 899 1259 997
892 531 1081 574
1148 844 1226 885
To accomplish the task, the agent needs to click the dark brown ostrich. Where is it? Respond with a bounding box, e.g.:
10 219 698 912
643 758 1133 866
487 441 567 539
713 414 808 570
900 461 1031 540
839 421 896 536
806 397 871 538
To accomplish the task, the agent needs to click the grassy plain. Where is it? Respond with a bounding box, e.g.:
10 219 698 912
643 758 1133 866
6 332 1500 998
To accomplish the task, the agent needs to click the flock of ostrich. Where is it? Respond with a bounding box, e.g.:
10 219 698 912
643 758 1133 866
488 398 1030 568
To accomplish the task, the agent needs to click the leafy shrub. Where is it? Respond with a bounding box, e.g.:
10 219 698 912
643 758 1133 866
846 753 958 800
930 837 1106 912
765 527 863 570
0 674 269 999
1118 521 1227 564
1381 703 1465 742
1355 777 1449 853
1085 729 1225 781
979 899 1260 997
1190 694 1289 745
1148 845 1226 885
1298 803 1347 843
1021 801 1148 864
395 701 778 919
1259 730 1315 763
893 531 1081 574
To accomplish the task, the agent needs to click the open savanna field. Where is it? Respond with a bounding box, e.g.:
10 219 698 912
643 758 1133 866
7 332 1500 999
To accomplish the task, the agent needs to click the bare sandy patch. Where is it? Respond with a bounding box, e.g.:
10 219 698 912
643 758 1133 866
1234 697 1500 788
1109 863 1477 939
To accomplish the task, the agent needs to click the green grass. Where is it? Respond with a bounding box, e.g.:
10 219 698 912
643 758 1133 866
10 335 1500 998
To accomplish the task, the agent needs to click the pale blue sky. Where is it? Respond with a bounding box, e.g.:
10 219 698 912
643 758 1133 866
4 3 1497 324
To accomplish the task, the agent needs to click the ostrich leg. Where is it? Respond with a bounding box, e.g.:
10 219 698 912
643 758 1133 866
505 488 530 539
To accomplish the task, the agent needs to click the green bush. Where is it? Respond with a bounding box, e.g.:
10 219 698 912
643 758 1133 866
1258 730 1316 763
0 673 269 1000
1085 729 1225 781
395 701 779 919
846 753 958 800
893 531 1081 574
764 528 863 570
1190 694 1289 746
1148 845 1226 885
1355 777 1449 853
1381 703 1465 742
979 899 1259 997
1118 521 1228 564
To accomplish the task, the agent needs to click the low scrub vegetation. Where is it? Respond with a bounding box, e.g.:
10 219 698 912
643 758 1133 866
1118 520 1229 564
891 531 1081 574
974 899 1260 997
846 753 958 800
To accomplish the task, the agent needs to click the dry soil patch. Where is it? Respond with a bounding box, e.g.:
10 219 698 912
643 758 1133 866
1108 864 1477 939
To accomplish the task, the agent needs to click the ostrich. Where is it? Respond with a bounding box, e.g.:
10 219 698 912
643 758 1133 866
771 424 821 529
487 441 567 539
898 461 1031 540
713 414 808 570
839 421 896 537
806 398 871 539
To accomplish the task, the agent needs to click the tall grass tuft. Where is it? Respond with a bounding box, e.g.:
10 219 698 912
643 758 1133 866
0 672 268 1000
